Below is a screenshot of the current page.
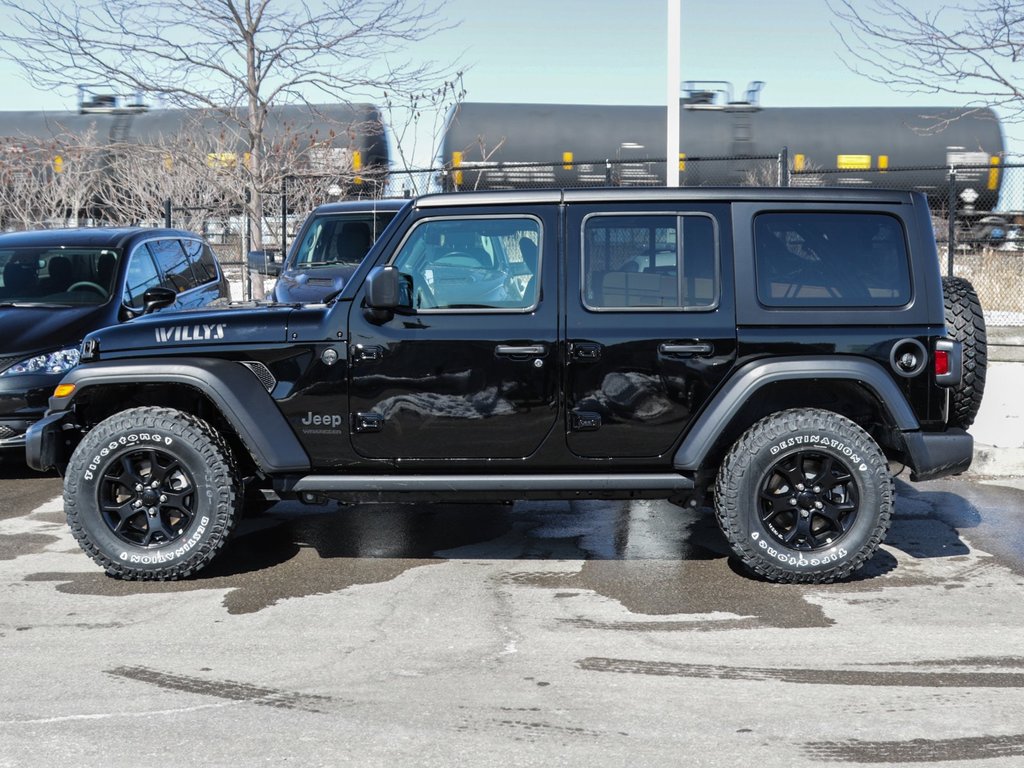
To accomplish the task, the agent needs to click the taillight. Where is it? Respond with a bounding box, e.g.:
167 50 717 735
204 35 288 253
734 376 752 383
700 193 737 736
933 339 961 387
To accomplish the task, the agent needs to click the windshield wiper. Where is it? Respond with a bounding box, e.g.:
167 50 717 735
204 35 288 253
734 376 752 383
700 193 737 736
322 286 345 304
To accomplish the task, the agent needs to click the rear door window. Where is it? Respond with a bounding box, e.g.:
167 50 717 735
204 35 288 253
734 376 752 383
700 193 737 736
754 212 911 307
582 213 718 310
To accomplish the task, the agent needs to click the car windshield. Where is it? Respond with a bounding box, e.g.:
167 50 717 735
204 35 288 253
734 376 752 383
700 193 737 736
290 212 396 269
0 247 121 306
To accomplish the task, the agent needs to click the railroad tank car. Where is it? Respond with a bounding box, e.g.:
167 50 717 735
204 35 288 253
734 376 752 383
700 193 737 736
0 97 389 177
440 99 1005 209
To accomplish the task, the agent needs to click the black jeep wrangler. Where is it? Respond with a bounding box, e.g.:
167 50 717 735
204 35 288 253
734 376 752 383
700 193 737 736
26 188 986 584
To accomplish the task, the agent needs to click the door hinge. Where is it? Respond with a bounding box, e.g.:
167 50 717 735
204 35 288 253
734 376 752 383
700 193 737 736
353 412 384 433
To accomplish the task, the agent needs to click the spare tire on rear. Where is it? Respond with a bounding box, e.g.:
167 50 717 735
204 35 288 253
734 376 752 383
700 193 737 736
942 276 987 429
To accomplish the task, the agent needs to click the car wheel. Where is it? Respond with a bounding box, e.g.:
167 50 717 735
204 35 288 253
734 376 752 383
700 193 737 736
64 406 240 580
714 408 892 583
942 276 987 429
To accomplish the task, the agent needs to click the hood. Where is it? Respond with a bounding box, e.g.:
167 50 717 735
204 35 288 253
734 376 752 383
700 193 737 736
85 303 300 354
274 265 357 303
0 304 114 356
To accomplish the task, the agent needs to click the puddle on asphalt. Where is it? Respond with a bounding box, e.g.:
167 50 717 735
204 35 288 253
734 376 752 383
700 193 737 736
19 480 1007 619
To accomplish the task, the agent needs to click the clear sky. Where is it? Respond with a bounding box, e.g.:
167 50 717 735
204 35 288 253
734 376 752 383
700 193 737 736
1 0 1018 162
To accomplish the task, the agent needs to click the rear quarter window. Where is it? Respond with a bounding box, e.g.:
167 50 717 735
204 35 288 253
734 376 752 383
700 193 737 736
182 239 219 284
754 212 911 307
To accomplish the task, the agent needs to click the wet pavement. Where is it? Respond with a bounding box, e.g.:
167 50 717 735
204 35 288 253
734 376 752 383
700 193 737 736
2 462 1024 767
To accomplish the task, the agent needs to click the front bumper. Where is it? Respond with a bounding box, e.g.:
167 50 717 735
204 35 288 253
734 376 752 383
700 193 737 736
0 372 60 448
25 411 70 472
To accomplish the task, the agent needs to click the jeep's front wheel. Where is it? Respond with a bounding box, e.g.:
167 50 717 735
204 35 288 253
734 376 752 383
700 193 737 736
65 407 241 580
715 409 892 583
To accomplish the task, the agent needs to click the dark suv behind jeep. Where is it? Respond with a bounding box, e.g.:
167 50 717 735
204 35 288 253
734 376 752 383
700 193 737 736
27 188 985 584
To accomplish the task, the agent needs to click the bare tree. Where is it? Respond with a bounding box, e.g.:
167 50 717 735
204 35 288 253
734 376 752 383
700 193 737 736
0 0 455 251
829 0 1024 126
0 129 107 230
382 73 466 195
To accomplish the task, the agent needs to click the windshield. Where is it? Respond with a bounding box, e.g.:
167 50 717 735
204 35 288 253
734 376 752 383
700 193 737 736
290 212 396 270
0 247 120 306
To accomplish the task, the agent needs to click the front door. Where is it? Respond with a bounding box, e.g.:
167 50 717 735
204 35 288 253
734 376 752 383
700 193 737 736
564 203 738 459
348 206 559 461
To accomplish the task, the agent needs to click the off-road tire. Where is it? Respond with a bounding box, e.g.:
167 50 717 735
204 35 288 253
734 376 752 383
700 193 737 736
64 406 240 580
942 275 987 429
715 409 892 584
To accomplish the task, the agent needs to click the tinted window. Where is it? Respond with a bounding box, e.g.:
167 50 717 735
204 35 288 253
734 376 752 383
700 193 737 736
292 212 396 270
0 247 120 306
182 239 218 283
583 214 717 310
147 239 196 293
390 217 540 311
124 247 162 309
754 212 911 307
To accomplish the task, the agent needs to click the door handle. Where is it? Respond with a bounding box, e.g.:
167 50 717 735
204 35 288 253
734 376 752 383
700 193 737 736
660 342 713 356
495 344 546 356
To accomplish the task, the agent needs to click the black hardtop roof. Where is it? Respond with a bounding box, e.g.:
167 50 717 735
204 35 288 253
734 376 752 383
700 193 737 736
311 198 408 214
415 186 920 208
0 227 202 250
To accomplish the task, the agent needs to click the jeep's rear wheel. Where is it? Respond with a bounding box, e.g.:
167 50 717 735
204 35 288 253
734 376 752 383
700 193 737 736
942 275 987 429
65 407 240 580
715 409 892 583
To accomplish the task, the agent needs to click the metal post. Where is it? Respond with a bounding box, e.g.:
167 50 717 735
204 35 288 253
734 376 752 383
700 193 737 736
280 176 288 261
163 198 172 228
947 168 957 277
778 147 790 187
605 159 612 185
665 0 681 188
244 188 252 301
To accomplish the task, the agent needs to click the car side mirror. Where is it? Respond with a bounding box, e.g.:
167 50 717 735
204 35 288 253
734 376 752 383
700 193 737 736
248 250 280 277
363 265 402 323
140 286 177 315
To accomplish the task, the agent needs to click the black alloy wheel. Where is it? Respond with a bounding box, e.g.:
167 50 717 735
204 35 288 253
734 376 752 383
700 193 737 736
100 448 197 547
758 451 858 551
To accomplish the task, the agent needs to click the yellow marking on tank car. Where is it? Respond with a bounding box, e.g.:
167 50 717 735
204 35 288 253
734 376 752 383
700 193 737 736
988 156 1001 191
836 154 872 170
452 150 464 186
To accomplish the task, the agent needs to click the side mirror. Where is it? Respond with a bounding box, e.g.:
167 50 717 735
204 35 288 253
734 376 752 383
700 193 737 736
247 250 281 277
363 265 401 323
140 286 177 315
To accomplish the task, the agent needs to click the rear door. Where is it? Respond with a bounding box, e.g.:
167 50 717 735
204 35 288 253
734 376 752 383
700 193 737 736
347 204 559 460
564 202 738 459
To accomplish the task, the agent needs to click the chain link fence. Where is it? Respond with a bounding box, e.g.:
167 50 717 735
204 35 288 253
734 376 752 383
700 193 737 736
6 147 1021 324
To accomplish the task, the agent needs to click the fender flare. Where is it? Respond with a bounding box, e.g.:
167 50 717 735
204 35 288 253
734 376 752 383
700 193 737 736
47 358 310 473
673 356 920 471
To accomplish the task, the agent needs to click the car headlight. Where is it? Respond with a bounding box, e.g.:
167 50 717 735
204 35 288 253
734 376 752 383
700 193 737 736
0 347 81 377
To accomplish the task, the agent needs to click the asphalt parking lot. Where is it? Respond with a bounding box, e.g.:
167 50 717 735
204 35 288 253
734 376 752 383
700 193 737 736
2 454 1024 767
